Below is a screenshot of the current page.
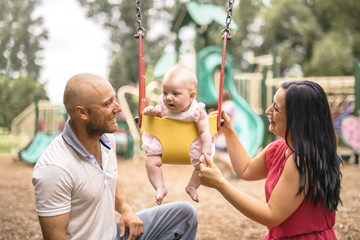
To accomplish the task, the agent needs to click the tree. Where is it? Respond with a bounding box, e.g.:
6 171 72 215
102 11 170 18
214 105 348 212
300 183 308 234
0 0 47 80
259 0 321 75
77 0 177 90
0 76 47 130
307 0 359 75
0 0 48 130
231 0 263 70
258 0 359 76
76 0 360 78
305 31 353 76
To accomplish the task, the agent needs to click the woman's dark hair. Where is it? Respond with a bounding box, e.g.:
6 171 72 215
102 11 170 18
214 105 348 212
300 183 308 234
281 80 342 212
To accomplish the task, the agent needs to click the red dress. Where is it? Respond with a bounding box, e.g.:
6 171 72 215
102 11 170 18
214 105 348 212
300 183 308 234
263 139 337 239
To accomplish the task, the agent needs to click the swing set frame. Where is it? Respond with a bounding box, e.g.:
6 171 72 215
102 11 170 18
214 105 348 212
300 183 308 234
135 0 234 164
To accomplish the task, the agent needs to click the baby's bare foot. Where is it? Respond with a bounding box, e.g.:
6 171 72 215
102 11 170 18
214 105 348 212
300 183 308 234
155 187 168 205
185 186 199 203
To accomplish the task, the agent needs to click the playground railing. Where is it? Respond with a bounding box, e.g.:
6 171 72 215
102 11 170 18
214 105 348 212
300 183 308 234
233 72 263 114
233 73 355 115
266 76 356 118
11 100 64 155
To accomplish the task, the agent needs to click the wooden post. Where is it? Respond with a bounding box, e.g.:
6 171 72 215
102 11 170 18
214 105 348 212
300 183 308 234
353 60 360 164
354 59 360 117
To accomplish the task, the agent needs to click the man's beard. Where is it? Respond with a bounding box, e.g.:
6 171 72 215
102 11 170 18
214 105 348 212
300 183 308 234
86 120 108 138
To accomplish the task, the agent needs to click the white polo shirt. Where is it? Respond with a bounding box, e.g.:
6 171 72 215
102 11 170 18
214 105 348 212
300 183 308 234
32 120 118 240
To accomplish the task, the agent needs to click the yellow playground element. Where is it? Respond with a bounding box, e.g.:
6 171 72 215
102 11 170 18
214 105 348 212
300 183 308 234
140 115 219 165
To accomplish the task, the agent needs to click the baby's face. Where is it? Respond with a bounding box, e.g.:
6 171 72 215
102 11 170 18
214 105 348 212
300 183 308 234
162 75 195 113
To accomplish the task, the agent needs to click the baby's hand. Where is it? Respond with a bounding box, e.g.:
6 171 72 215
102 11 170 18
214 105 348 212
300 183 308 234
143 106 162 117
199 153 210 168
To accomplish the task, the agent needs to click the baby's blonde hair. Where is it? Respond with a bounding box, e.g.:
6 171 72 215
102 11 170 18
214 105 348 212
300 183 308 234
163 64 197 91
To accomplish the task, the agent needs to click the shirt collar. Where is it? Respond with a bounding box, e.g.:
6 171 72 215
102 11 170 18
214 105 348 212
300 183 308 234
62 119 112 158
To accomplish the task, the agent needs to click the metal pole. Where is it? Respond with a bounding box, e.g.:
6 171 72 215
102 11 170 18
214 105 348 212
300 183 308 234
261 66 268 147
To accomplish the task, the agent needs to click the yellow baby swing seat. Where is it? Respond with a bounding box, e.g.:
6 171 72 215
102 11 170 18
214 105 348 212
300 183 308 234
140 114 220 164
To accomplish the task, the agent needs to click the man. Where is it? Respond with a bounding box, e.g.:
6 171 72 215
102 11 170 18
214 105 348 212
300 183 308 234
32 73 198 240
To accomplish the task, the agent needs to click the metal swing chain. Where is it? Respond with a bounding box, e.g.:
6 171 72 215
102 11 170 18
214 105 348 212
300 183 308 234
135 0 146 127
135 0 145 38
218 0 234 129
222 0 234 40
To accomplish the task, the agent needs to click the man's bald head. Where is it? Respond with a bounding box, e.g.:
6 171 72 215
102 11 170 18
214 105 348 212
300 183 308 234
63 73 110 115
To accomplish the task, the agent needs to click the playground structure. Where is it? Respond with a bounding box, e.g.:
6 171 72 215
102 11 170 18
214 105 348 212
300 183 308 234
11 100 64 159
117 81 162 158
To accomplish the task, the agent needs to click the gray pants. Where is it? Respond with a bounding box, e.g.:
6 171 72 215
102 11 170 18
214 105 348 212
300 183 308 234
115 201 198 240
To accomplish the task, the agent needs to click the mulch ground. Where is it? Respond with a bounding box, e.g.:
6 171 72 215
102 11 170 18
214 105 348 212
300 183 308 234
0 154 359 239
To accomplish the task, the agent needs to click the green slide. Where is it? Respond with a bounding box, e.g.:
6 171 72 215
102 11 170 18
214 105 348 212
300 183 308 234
19 132 58 164
197 46 264 157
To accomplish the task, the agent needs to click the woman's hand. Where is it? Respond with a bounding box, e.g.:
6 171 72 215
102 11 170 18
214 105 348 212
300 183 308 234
219 110 234 134
199 153 227 189
209 110 234 134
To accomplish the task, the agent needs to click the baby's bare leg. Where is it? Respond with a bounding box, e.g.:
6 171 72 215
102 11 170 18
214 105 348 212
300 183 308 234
185 164 201 203
145 155 168 205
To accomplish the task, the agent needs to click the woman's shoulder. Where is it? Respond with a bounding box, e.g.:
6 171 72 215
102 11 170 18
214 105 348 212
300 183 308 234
264 139 287 168
268 138 286 150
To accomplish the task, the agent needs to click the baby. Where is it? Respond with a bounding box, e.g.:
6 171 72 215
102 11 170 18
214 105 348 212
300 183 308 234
142 64 213 205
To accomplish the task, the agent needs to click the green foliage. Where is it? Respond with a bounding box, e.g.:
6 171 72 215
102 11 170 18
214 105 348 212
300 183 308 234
231 0 263 69
77 0 360 79
259 0 359 76
0 0 47 79
305 31 353 76
0 0 48 130
0 75 47 130
260 0 321 73
77 0 173 89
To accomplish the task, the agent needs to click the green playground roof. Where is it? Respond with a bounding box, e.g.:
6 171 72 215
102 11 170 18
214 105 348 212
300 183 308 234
152 51 177 79
152 1 239 79
172 1 238 32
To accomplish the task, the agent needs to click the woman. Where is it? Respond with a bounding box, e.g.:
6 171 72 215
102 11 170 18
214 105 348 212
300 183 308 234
200 81 342 239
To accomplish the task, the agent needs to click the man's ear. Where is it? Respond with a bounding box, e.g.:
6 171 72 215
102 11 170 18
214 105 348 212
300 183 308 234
75 106 88 120
190 91 197 100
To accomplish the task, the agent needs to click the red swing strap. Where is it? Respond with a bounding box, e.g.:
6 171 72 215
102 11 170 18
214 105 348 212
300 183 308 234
217 0 234 130
135 0 146 128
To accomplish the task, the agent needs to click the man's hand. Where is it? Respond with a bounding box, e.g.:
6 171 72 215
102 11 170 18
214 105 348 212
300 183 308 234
142 106 161 118
119 209 144 240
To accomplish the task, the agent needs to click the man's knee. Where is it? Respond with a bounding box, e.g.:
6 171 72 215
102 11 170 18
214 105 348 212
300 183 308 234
174 201 197 220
